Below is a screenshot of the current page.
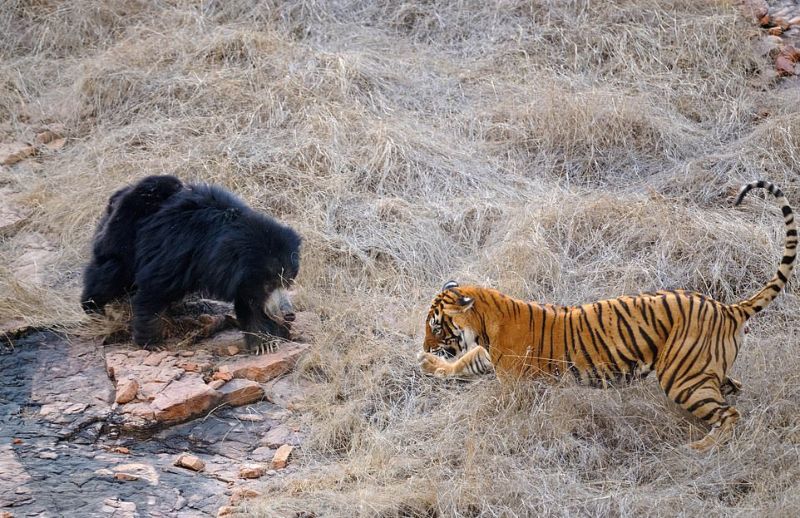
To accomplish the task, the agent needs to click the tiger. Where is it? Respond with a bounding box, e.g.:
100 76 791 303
417 180 796 452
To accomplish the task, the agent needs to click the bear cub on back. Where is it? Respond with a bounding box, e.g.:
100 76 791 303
82 177 301 352
81 175 184 314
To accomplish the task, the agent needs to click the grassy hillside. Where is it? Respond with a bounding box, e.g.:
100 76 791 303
2 1 800 516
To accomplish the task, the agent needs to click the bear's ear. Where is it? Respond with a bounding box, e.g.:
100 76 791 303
443 296 473 316
442 280 459 291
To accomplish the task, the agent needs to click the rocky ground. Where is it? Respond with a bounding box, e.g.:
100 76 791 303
1 310 318 517
744 0 800 79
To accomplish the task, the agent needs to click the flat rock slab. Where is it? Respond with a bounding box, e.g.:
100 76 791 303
151 377 222 424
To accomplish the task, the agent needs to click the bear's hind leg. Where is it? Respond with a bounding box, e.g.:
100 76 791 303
81 258 130 314
131 290 170 349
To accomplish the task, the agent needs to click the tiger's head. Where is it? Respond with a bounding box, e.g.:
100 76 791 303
424 280 480 358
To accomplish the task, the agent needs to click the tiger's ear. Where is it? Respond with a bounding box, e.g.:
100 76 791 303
443 296 473 316
442 280 459 291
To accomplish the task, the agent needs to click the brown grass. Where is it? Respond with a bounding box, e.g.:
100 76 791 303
2 0 800 516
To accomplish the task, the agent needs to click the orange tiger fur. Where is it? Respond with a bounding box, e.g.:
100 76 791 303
418 181 796 452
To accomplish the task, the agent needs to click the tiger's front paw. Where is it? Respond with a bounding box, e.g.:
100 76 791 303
417 351 449 377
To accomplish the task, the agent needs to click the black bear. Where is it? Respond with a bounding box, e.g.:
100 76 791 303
129 183 301 351
81 175 184 313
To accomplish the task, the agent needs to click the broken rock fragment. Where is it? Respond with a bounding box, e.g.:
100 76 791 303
271 444 294 470
218 378 264 406
212 370 234 382
174 453 205 472
216 344 309 383
150 377 220 423
0 142 35 166
239 463 266 479
115 378 139 404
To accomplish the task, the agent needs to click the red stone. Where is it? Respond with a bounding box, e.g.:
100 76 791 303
212 370 234 382
218 378 264 406
115 378 139 404
174 453 205 472
239 463 265 479
271 444 293 469
151 378 221 423
217 344 309 383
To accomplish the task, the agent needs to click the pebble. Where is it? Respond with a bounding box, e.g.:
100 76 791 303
115 379 139 404
212 371 233 382
174 453 205 472
271 444 294 470
238 463 265 479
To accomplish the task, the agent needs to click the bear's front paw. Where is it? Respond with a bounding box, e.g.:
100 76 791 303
244 333 284 355
417 351 448 376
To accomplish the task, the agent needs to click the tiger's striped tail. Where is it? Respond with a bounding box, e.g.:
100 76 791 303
735 180 797 316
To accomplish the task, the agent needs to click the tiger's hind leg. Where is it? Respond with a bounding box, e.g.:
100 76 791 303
661 375 740 453
721 376 742 396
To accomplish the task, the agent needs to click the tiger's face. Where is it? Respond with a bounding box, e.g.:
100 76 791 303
424 281 478 358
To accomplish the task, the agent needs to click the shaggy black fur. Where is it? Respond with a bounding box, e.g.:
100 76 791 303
81 175 184 313
130 183 301 350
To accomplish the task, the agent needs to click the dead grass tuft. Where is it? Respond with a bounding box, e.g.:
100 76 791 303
2 0 800 516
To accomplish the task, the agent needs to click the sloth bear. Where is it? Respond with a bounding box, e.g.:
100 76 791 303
82 177 301 352
131 183 301 350
81 175 184 313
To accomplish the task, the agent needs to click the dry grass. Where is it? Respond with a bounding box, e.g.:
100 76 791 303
2 0 800 516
